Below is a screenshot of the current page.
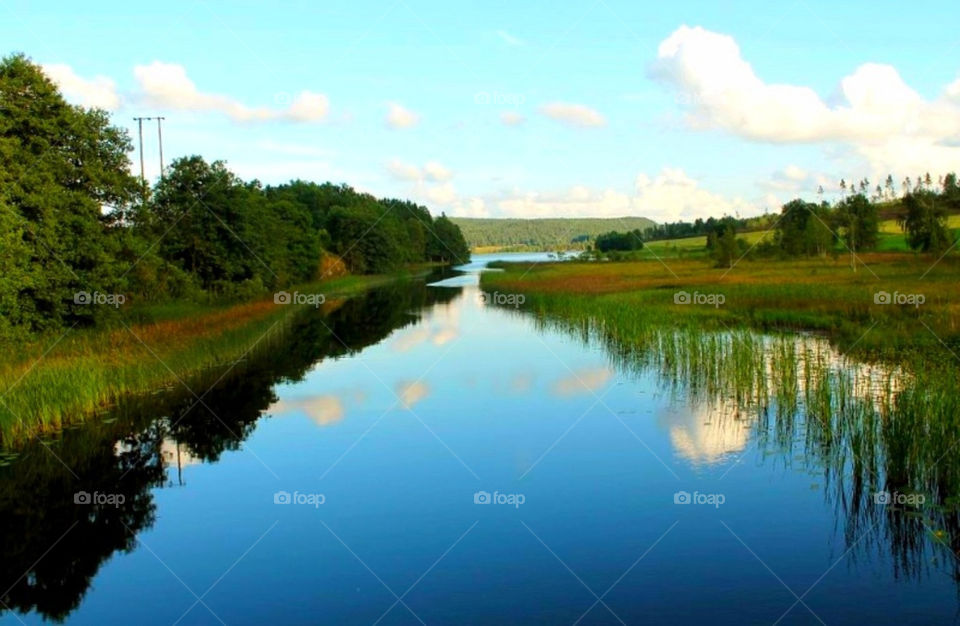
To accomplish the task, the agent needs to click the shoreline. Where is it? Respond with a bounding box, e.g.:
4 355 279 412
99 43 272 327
0 268 437 446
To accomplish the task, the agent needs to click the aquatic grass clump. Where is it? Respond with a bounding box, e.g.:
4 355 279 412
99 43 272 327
486 259 960 582
481 254 960 362
0 273 411 446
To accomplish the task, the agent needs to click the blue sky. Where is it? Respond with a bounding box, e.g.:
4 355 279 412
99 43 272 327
5 0 960 220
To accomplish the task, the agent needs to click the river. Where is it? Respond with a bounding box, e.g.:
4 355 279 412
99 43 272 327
0 252 957 625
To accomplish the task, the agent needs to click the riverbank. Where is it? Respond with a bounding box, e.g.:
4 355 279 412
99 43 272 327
480 253 960 361
0 269 431 445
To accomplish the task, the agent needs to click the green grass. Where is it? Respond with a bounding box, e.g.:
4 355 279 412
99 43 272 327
0 271 422 446
480 253 960 361
484 255 960 572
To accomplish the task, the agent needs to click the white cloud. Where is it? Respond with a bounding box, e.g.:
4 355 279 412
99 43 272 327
386 159 452 183
758 164 832 194
385 159 466 213
552 368 613 397
284 91 330 122
475 167 758 221
386 159 422 181
651 25 960 176
632 168 755 221
386 102 420 128
424 182 458 205
455 197 490 217
133 61 328 123
782 165 807 181
947 77 960 102
492 187 630 218
396 381 430 408
42 64 120 110
539 102 606 127
423 161 453 182
500 111 526 126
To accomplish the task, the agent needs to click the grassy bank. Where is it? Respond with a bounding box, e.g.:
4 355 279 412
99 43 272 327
481 253 960 361
0 270 425 445
481 253 960 528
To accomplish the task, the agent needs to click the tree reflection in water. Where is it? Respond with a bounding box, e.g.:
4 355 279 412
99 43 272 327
0 275 460 622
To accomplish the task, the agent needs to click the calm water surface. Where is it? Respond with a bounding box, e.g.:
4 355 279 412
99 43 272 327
1 252 958 624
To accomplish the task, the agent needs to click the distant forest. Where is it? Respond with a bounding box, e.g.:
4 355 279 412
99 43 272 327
451 217 656 250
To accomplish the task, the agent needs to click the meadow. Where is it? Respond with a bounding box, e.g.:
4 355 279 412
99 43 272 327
481 252 960 361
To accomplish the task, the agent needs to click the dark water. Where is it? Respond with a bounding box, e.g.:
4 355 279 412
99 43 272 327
1 254 958 625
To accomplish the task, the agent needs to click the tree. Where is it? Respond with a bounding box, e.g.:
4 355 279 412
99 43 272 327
594 230 645 253
899 191 953 252
0 199 32 338
943 173 960 210
709 218 741 268
0 54 137 333
140 156 259 290
775 199 834 257
427 214 470 264
326 204 398 274
836 193 878 251
0 54 473 339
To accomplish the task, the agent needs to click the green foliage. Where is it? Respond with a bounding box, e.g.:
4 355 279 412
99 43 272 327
427 214 470 264
0 54 469 342
450 216 655 250
708 218 743 268
775 199 835 257
899 190 953 252
0 53 137 336
594 229 645 252
835 193 879 251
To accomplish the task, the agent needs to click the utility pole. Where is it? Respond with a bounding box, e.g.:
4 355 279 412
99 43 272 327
133 116 167 189
156 116 166 179
134 117 146 187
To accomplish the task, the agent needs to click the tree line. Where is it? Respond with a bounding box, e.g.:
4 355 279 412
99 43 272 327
589 181 959 268
708 181 959 267
450 216 655 250
0 54 469 340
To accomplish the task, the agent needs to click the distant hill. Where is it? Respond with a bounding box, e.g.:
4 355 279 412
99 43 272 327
450 216 656 251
